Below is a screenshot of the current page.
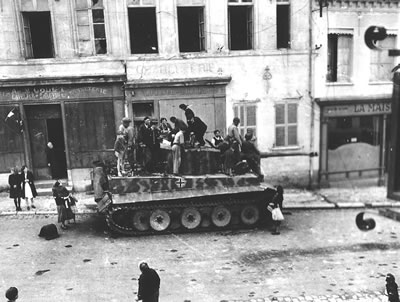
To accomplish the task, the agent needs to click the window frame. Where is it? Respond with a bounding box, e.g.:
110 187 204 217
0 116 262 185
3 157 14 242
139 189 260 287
233 102 257 139
75 0 108 56
274 101 298 148
228 1 254 51
369 35 397 82
177 6 206 53
326 32 353 83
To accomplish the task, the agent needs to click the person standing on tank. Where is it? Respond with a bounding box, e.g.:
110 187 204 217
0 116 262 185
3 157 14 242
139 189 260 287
136 262 160 302
21 165 37 211
92 160 112 212
8 167 22 211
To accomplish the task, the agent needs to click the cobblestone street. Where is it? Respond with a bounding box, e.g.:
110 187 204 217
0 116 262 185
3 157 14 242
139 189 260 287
0 209 399 301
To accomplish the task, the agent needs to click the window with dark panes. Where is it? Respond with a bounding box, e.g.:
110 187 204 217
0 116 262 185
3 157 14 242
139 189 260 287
370 35 396 82
22 12 54 58
228 1 253 50
75 0 107 56
177 7 205 52
276 1 290 49
233 103 257 138
275 102 297 147
128 7 158 54
327 33 353 83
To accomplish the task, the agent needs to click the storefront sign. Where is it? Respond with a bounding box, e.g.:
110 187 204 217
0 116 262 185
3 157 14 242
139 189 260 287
128 61 217 79
0 85 113 102
323 102 391 117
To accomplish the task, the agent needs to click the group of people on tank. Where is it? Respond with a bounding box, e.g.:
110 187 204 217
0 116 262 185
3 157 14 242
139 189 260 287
113 104 263 179
8 165 37 211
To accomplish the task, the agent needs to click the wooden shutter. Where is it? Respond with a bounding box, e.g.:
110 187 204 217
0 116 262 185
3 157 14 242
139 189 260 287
22 13 34 58
337 35 352 82
76 0 93 56
287 103 297 146
198 7 205 51
246 6 253 49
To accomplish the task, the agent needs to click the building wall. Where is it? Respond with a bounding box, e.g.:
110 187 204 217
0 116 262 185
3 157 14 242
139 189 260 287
0 0 318 191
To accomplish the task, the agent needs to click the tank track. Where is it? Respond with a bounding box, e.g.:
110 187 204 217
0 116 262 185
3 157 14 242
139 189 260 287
105 189 275 236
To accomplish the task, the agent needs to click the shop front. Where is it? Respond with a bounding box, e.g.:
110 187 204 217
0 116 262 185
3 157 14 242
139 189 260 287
318 98 392 185
0 78 124 190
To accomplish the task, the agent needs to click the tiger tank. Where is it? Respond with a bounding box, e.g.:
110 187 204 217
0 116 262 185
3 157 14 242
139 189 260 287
102 147 277 236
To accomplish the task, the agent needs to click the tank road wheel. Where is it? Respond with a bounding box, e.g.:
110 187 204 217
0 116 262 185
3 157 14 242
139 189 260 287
181 207 201 230
211 206 232 227
150 209 171 231
240 205 260 226
133 210 150 231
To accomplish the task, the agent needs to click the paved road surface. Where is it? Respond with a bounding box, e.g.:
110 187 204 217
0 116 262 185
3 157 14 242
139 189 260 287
0 209 398 301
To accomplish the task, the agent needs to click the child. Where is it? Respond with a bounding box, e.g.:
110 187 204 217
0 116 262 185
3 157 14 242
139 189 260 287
52 180 69 230
212 130 224 148
114 131 127 176
5 287 18 301
267 185 284 235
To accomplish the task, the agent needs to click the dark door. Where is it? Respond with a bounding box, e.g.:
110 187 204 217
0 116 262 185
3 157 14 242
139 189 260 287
25 105 67 180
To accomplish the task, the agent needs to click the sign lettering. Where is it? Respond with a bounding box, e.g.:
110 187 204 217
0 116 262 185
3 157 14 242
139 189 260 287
324 102 391 117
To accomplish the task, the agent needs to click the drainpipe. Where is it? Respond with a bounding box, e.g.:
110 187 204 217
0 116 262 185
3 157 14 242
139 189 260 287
308 0 315 189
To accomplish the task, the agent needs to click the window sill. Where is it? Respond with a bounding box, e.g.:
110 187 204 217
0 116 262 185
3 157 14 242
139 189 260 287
325 82 354 87
368 81 393 85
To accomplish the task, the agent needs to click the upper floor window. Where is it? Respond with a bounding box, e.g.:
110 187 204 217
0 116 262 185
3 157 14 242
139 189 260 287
370 35 397 82
228 0 253 50
75 0 107 56
233 102 257 138
22 12 54 59
275 102 298 147
327 33 353 83
177 6 205 52
128 7 158 54
276 0 290 49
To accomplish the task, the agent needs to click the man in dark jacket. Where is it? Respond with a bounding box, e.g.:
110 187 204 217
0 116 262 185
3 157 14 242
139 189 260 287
241 133 263 181
136 262 160 302
92 160 112 213
386 273 400 302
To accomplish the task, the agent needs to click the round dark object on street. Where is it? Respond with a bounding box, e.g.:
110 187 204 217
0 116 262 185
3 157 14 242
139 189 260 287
356 212 376 231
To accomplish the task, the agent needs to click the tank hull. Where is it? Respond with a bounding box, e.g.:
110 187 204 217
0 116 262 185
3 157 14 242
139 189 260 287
104 174 276 236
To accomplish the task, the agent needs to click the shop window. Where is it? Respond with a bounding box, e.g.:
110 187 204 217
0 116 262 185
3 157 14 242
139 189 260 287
327 34 353 83
177 7 205 52
228 1 253 51
128 7 158 54
275 102 297 147
276 1 290 49
328 116 382 150
22 12 54 59
233 103 257 138
75 0 107 56
370 35 396 82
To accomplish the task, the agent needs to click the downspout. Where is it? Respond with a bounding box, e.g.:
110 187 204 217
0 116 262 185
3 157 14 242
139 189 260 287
308 0 315 189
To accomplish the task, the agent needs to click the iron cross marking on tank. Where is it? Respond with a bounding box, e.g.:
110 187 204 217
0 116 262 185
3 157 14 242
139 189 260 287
176 177 187 188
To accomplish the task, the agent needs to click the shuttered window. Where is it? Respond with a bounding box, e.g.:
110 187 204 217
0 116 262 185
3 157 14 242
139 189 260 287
275 102 297 147
233 103 257 138
370 35 396 82
75 0 107 56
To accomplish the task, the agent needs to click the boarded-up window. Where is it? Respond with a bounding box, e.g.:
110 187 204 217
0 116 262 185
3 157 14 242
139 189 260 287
327 34 352 83
0 106 24 172
370 35 396 82
228 1 253 50
275 102 297 147
233 103 257 138
75 0 107 56
65 101 115 168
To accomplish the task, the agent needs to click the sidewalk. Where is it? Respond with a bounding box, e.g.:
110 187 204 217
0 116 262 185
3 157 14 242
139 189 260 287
1 185 400 216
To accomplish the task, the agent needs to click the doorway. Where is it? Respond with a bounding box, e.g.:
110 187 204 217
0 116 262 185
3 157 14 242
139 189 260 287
25 104 67 180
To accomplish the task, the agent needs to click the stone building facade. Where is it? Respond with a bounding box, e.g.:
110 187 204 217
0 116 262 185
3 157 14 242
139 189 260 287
313 0 400 186
0 0 317 191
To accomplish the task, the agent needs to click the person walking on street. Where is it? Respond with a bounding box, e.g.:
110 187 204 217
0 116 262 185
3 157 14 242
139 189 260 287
52 180 69 230
267 185 284 235
21 165 37 211
8 167 22 211
5 287 18 302
386 273 400 302
136 262 160 302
